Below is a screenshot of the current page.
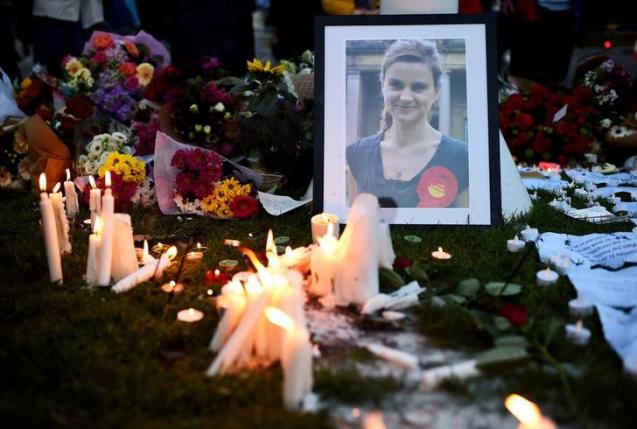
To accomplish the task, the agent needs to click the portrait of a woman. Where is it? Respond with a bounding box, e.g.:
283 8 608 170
346 39 469 208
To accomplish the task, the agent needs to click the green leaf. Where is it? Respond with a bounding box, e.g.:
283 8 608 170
378 268 405 291
430 296 446 307
442 294 466 305
495 335 529 349
476 346 530 372
493 316 512 331
485 282 522 296
456 278 480 297
403 235 422 243
404 260 429 283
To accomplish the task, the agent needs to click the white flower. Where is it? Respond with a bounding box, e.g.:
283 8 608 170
213 102 225 112
609 125 630 138
111 132 128 143
599 118 612 128
107 140 120 152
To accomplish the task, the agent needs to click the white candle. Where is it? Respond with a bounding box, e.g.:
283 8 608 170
177 308 204 323
85 216 102 286
265 307 313 410
111 246 177 293
209 281 247 351
364 343 418 369
97 172 114 286
310 213 339 243
38 173 63 284
310 225 339 297
548 254 570 274
88 175 101 226
49 182 72 255
568 296 594 317
505 394 557 429
378 221 396 270
565 320 591 346
507 235 526 253
421 359 479 389
431 247 452 260
63 169 79 217
140 240 155 265
536 267 558 286
111 214 138 282
520 225 539 242
186 250 204 261
161 280 184 293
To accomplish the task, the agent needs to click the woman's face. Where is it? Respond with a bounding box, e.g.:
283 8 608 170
382 61 439 125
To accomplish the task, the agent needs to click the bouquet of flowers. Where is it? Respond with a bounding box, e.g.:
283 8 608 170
0 127 31 189
60 30 169 123
76 132 133 176
131 108 160 155
500 84 598 165
171 148 257 219
232 58 313 173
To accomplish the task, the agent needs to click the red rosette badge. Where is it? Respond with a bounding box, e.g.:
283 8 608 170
417 166 458 208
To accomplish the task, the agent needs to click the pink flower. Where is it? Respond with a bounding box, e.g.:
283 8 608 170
124 76 140 91
93 51 107 64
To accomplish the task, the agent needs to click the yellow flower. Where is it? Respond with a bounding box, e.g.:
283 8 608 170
98 152 146 183
20 77 32 90
136 63 154 86
213 186 230 203
77 67 92 81
65 58 83 76
246 58 285 75
214 205 233 218
201 194 219 213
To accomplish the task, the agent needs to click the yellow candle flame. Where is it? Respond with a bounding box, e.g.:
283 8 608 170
214 269 220 276
438 247 443 252
505 394 542 427
39 173 47 192
166 246 178 260
317 227 339 254
66 169 71 181
245 274 263 295
105 171 111 188
240 247 267 273
514 234 519 241
89 175 96 189
545 267 551 276
196 242 202 249
93 216 103 234
52 182 61 193
266 229 275 254
265 307 294 331
169 280 175 288
188 308 195 316
207 289 213 296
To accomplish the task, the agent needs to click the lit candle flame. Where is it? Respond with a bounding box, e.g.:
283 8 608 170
105 171 111 188
317 225 339 254
66 169 71 181
52 182 61 193
214 269 220 276
166 246 178 261
266 229 276 254
89 175 96 189
265 306 294 331
438 247 443 252
505 394 542 427
196 242 202 249
143 240 149 256
240 247 267 273
39 173 47 192
207 289 213 296
514 234 519 241
93 216 103 234
245 274 263 295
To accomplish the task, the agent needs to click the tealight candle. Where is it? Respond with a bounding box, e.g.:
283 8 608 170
568 296 594 317
431 247 452 260
177 308 204 323
507 235 526 253
548 254 570 275
536 267 558 287
565 320 591 346
195 242 207 251
505 394 557 429
520 225 539 242
310 213 339 243
152 242 169 254
161 280 184 293
186 250 204 261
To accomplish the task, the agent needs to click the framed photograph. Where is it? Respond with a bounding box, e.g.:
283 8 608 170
314 14 500 225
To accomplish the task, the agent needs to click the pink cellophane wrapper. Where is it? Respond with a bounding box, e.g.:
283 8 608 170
154 131 265 216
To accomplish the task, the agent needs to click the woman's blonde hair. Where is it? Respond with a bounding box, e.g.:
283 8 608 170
379 39 441 132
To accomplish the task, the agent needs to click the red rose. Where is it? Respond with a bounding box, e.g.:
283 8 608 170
393 257 414 271
59 115 79 132
514 113 534 130
119 62 137 77
229 195 258 219
531 133 552 155
65 96 94 119
499 303 528 326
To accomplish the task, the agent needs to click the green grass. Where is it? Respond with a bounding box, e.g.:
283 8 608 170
1 187 636 428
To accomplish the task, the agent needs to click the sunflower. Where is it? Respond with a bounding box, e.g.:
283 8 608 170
246 58 285 76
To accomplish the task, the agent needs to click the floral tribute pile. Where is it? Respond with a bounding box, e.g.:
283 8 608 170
171 148 257 219
500 84 598 165
60 31 169 123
